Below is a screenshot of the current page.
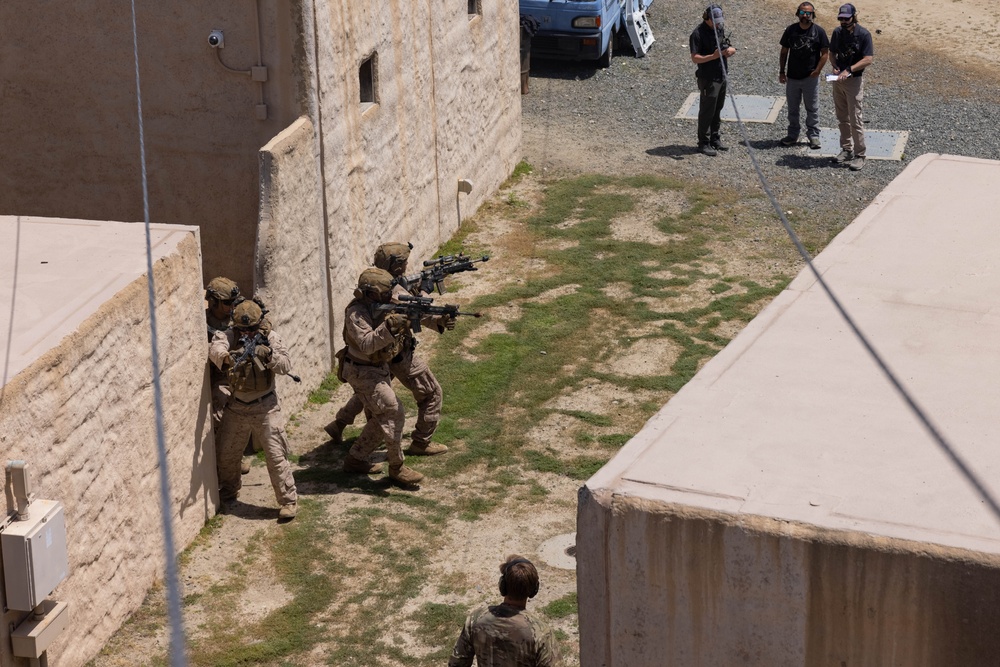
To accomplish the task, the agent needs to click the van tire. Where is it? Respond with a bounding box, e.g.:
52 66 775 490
599 32 614 68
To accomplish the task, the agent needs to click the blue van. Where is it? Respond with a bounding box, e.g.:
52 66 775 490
520 0 654 67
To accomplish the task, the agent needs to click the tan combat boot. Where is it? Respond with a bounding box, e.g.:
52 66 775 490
241 457 252 474
405 442 448 456
343 454 382 474
388 464 424 486
278 502 297 520
324 419 348 445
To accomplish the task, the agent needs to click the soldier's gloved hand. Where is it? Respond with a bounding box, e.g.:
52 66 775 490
384 313 409 336
443 315 457 331
259 318 273 337
222 353 234 368
254 345 272 364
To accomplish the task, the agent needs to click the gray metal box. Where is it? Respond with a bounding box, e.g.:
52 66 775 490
2 499 69 612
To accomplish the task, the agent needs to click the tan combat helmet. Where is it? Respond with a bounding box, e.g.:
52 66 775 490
232 299 264 330
206 276 240 303
373 242 413 276
357 267 395 301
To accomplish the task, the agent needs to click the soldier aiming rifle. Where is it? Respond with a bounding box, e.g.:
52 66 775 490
395 252 490 295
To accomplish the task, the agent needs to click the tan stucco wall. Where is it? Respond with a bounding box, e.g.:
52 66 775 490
0 1 303 290
308 0 521 331
578 489 1000 666
256 116 330 409
1 0 521 310
0 231 217 667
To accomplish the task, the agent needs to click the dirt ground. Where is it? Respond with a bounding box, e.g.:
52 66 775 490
90 2 1000 666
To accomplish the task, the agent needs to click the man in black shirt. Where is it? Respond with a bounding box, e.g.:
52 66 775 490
829 3 874 171
778 3 829 148
689 4 737 156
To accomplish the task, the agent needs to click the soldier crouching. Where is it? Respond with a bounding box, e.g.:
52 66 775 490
341 267 424 486
209 299 298 520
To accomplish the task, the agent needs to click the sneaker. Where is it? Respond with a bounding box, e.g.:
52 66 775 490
324 419 347 445
833 149 854 163
241 457 252 475
405 442 448 456
849 156 866 171
808 136 821 150
711 139 729 151
278 503 297 520
388 464 424 486
779 135 798 146
698 143 717 157
342 454 382 474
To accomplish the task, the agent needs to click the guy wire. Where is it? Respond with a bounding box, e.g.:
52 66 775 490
708 17 1000 523
130 1 188 664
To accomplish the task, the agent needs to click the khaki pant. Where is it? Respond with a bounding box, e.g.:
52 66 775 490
217 392 297 506
336 348 442 447
343 361 405 466
832 75 865 157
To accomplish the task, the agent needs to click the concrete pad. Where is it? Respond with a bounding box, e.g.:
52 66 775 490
577 154 1000 666
675 93 784 123
0 216 198 385
805 127 909 159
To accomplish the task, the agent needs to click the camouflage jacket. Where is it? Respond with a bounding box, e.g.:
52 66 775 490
448 603 560 667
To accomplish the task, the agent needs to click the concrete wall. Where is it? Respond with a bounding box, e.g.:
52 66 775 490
0 1 303 290
305 0 521 333
256 116 329 409
575 155 1000 666
0 0 521 317
578 489 1000 666
0 230 217 667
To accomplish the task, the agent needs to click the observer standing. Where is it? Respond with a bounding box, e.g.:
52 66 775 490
779 2 829 148
829 3 874 171
690 4 736 156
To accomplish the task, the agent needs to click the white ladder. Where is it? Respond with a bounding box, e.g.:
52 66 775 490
624 0 655 57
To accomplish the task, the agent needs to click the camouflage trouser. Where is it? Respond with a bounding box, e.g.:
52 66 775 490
343 361 405 466
336 348 442 447
211 381 231 433
217 392 297 506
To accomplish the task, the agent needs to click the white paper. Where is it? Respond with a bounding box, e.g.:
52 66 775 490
825 74 839 82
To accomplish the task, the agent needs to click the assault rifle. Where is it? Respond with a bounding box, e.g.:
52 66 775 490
232 330 301 383
395 253 490 295
375 294 481 333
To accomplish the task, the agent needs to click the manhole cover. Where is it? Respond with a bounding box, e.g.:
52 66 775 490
537 532 576 570
807 127 909 160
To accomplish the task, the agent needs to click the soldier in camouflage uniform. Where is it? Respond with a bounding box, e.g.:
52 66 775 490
209 299 298 520
449 556 561 667
325 242 453 456
340 268 425 485
204 277 252 476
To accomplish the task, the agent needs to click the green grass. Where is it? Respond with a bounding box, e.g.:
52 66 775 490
307 371 340 404
542 592 578 619
98 170 791 667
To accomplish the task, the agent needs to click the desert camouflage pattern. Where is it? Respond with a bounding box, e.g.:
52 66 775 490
342 299 407 466
449 604 560 667
209 329 297 506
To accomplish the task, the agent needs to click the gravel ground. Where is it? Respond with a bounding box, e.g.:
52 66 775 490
521 0 1000 240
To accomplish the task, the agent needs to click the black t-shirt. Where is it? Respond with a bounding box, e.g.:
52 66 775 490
690 21 729 81
779 22 830 79
830 24 874 77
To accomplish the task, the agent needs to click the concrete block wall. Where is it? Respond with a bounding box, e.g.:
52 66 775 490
256 116 330 410
578 489 1000 667
0 231 217 667
309 0 521 331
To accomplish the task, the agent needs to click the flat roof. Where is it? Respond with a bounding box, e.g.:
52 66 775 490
0 216 198 385
588 154 1000 555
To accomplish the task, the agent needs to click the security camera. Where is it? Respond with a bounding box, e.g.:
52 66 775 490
208 30 224 49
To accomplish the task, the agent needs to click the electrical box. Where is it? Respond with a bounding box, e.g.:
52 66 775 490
1 499 69 612
11 599 70 659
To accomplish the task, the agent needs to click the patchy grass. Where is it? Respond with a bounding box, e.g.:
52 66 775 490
307 371 341 404
95 170 792 667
